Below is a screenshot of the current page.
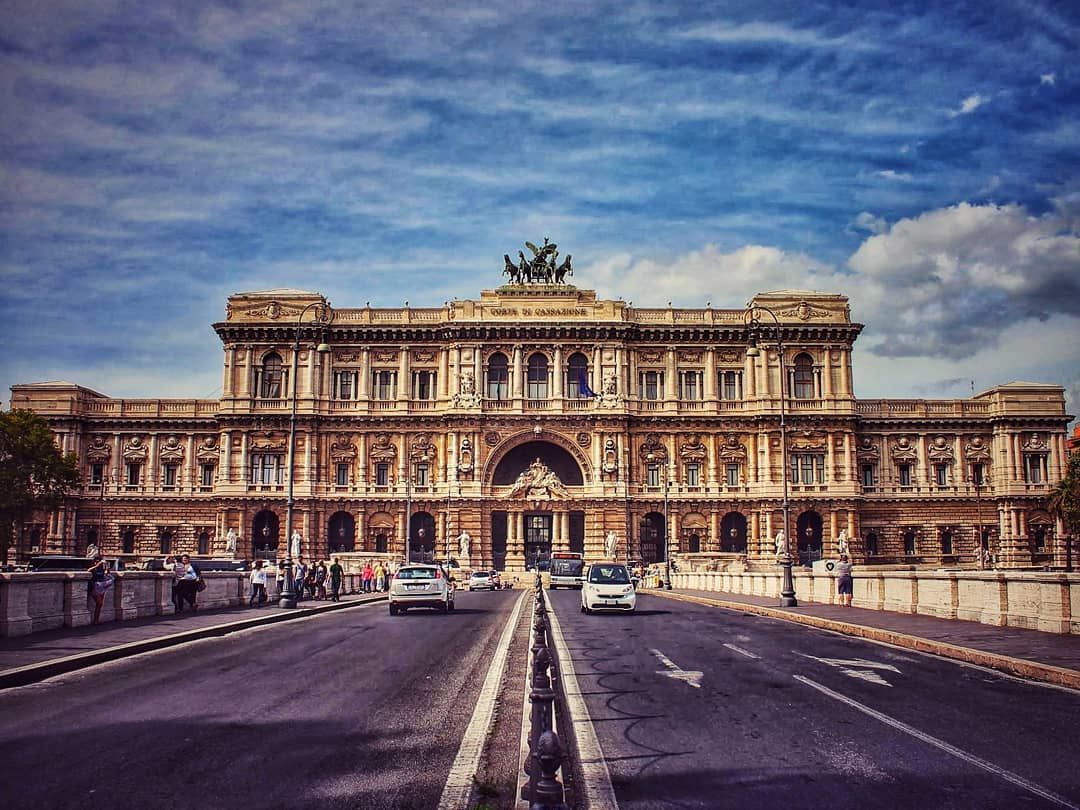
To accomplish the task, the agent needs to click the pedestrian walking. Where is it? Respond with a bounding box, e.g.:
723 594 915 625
315 560 328 600
249 560 268 606
276 559 287 598
836 554 854 607
362 561 374 593
86 555 114 625
171 554 187 612
293 556 307 602
329 557 344 602
177 553 202 611
374 560 386 592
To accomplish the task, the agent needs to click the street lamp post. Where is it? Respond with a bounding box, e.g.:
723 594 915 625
745 304 797 607
645 452 673 589
280 300 333 609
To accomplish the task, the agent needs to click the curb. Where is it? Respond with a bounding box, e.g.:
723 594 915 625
648 589 1080 691
0 595 386 690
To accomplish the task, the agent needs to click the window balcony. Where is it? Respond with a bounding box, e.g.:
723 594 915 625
483 399 512 411
525 398 553 410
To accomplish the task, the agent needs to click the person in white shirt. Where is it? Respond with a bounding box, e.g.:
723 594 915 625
248 560 268 606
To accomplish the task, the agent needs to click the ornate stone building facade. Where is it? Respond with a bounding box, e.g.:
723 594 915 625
10 280 1073 570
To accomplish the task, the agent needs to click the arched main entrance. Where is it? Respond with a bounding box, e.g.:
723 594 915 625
328 511 355 554
720 512 748 553
409 511 436 562
640 512 666 563
796 510 823 563
491 440 585 485
252 510 279 560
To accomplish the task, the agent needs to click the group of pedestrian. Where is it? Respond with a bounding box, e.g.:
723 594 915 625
167 554 202 613
360 560 389 593
256 556 347 604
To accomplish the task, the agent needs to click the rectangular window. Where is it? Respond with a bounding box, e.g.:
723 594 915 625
685 462 700 487
126 462 141 487
971 463 985 486
334 370 358 400
861 464 875 488
726 463 740 487
903 530 917 556
375 462 390 486
1024 455 1044 484
372 370 396 400
200 464 215 488
678 370 703 401
90 463 104 486
249 454 284 485
646 463 661 488
415 462 430 487
412 370 436 401
639 371 663 401
790 454 825 485
940 530 953 555
162 463 178 490
335 463 349 487
719 370 741 401
934 464 949 487
898 463 912 487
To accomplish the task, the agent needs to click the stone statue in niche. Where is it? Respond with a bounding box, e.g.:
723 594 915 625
453 370 482 408
604 531 618 559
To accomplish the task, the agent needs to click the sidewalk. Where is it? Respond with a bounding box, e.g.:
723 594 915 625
649 587 1080 690
0 593 386 689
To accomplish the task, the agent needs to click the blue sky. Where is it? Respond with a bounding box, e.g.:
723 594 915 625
1 0 1078 419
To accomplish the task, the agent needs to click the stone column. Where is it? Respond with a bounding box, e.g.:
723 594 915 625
512 345 523 400
822 348 833 398
553 346 563 400
705 349 717 402
398 346 410 402
665 348 677 404
439 346 450 400
359 348 371 399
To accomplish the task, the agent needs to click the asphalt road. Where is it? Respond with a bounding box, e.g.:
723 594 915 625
0 590 526 810
547 589 1080 810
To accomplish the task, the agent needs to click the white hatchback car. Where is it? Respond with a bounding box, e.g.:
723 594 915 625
467 570 496 591
580 563 636 614
389 564 456 614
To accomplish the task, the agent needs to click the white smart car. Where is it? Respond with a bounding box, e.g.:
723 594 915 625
580 563 636 614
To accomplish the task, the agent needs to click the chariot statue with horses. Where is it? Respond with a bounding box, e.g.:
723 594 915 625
503 237 573 285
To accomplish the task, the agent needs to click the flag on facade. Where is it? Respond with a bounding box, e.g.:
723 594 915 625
578 369 597 398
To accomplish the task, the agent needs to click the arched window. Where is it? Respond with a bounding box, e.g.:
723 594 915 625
257 352 286 399
487 352 509 400
527 353 549 399
792 353 815 400
566 353 590 398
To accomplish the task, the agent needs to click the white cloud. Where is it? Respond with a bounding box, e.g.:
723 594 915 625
1040 72 1056 86
851 212 888 234
948 94 988 117
876 169 912 182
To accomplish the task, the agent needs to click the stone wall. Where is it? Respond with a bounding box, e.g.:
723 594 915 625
0 571 365 637
669 568 1079 635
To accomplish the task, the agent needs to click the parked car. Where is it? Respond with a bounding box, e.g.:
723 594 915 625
580 563 637 614
389 563 455 614
467 570 496 591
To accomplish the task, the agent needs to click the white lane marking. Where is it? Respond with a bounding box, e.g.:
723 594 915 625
438 590 528 810
546 599 620 809
795 675 1080 810
800 653 899 686
650 649 703 688
723 643 760 659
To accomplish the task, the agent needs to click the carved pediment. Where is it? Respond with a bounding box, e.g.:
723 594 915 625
370 433 397 461
250 434 287 452
855 436 880 462
196 435 219 462
159 435 185 462
1023 432 1049 453
678 350 703 363
964 436 991 462
789 430 826 452
891 436 918 462
638 350 663 364
410 433 437 462
639 433 667 463
373 350 398 363
87 435 112 461
680 434 707 461
718 433 747 462
928 436 954 462
776 300 830 321
123 436 148 461
330 434 357 460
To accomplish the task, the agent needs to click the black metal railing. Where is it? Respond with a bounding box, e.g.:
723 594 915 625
522 573 570 809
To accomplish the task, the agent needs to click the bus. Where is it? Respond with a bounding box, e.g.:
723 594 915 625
548 552 585 589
